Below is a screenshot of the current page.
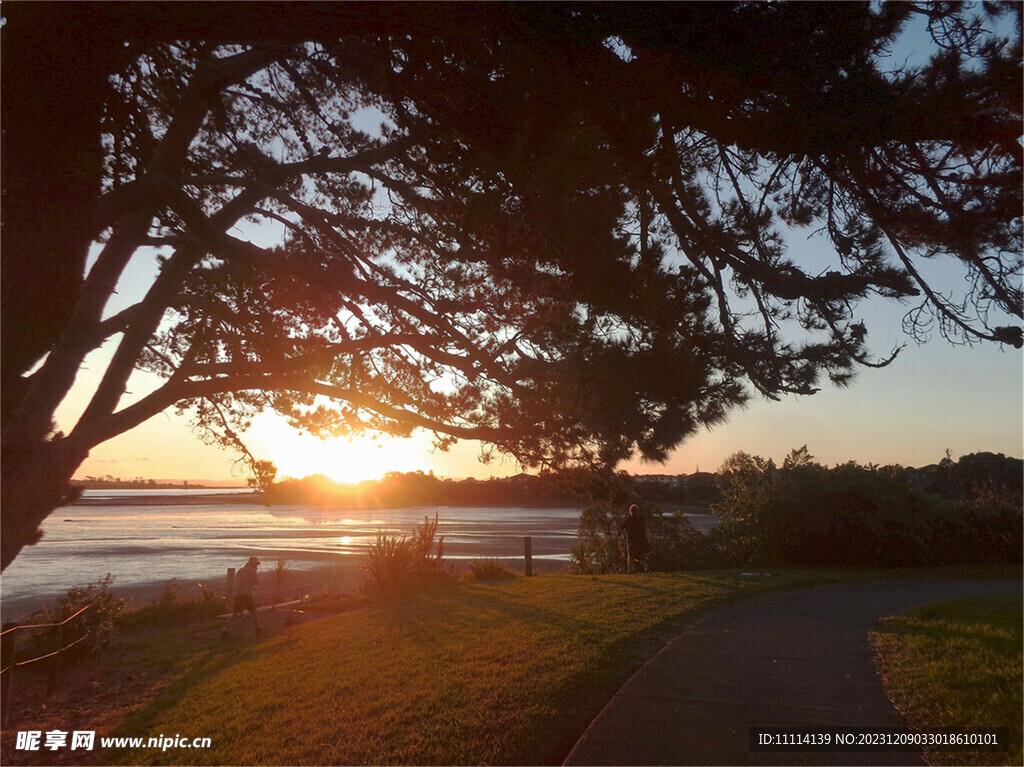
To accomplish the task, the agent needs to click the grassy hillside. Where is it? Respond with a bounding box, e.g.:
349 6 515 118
109 570 841 765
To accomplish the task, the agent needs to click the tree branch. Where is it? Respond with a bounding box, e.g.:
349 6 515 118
76 185 272 430
177 372 511 444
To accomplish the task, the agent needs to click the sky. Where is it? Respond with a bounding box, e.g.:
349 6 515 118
58 14 1023 485
66 339 1022 483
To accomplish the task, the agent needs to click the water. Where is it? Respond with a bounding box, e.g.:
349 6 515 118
0 491 582 617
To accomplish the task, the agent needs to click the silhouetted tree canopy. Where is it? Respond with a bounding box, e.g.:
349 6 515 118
2 2 1020 569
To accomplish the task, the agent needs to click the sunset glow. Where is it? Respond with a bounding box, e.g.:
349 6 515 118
246 413 439 484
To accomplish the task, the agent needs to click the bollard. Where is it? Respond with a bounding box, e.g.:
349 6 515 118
524 536 532 577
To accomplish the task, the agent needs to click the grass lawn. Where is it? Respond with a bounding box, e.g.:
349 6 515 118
872 594 1023 767
107 568 876 765
110 572 729 764
94 566 1013 766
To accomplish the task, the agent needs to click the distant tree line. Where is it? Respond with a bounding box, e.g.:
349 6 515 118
626 450 1024 510
630 474 724 507
260 450 1022 517
263 470 580 508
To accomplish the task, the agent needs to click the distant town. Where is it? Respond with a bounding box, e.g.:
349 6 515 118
73 477 248 490
72 452 1022 509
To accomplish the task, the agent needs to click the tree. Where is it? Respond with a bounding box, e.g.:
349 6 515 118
2 2 1020 570
711 448 1017 567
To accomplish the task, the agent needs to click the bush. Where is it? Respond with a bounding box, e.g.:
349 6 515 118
121 578 226 628
954 482 1024 565
947 452 1023 503
570 503 717 574
650 511 717 570
570 505 628 574
361 512 448 591
412 513 446 578
467 558 515 581
362 532 418 591
19 573 126 663
711 447 1022 568
272 559 292 591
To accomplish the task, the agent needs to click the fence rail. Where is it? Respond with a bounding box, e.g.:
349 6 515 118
0 602 93 639
1 602 95 726
265 585 310 606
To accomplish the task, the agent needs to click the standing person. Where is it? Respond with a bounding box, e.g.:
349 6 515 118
223 556 261 637
620 504 652 573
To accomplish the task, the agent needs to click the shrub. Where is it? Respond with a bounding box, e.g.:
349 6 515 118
955 482 1024 565
650 511 717 570
121 579 225 628
568 542 604 575
156 578 183 611
413 513 446 578
711 447 1021 568
19 573 125 663
570 505 628 574
947 452 1024 503
272 559 292 591
361 513 447 591
193 579 226 614
362 533 416 591
570 503 717 574
467 558 515 581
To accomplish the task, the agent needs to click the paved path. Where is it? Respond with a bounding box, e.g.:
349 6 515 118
563 579 1021 766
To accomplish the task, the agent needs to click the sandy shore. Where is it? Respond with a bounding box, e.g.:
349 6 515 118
1 563 350 620
3 552 566 622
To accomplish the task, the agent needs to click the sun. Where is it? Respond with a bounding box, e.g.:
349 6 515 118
247 414 430 484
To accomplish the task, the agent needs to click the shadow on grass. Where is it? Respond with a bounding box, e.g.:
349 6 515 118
100 630 269 764
872 594 1022 767
875 594 1022 653
364 573 762 764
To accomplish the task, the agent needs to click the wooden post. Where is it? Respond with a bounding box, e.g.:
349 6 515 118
226 568 236 601
1 629 16 728
524 536 533 577
47 622 61 694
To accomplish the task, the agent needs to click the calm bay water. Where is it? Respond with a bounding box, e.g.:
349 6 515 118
0 490 582 617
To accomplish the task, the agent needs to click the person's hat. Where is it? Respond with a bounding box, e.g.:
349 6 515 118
247 556 261 566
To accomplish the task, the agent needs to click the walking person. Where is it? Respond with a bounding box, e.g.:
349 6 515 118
620 504 652 573
222 556 261 637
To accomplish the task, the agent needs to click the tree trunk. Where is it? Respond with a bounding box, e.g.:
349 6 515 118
1 5 118 406
1 439 87 572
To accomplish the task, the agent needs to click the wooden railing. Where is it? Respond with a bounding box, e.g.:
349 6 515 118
1 603 95 726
